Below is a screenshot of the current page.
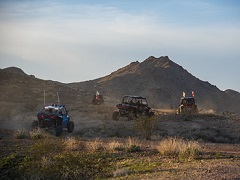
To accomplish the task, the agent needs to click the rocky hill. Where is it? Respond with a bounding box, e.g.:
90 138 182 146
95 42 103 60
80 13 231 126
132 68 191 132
0 67 84 127
1 56 240 124
1 65 240 180
69 56 240 114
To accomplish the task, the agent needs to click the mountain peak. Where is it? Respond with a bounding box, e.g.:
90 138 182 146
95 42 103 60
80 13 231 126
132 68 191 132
141 56 176 69
2 67 27 76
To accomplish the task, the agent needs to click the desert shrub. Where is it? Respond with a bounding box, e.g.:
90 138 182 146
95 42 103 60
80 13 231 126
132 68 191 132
14 129 30 139
0 154 25 179
29 128 44 139
127 145 141 153
113 167 130 177
63 137 84 151
156 137 200 161
107 140 125 152
125 137 142 152
179 147 200 162
134 116 157 140
7 138 113 179
86 139 105 151
19 151 113 179
29 138 64 157
126 137 141 148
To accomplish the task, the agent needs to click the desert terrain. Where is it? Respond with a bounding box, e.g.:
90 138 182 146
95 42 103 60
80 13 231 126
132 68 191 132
1 57 240 179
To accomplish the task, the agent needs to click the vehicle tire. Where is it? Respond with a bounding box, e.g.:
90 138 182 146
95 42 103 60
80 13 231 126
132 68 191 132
128 114 134 120
194 107 198 114
31 120 39 129
148 111 154 117
180 106 185 114
177 107 180 114
67 121 74 132
55 125 62 136
112 111 119 120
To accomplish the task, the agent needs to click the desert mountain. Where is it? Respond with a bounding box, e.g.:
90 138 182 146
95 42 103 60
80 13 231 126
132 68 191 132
1 67 27 76
70 56 240 114
1 56 240 120
0 67 84 125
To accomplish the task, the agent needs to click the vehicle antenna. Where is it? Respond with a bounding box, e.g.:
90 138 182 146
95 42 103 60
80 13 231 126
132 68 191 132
57 92 60 104
44 89 45 105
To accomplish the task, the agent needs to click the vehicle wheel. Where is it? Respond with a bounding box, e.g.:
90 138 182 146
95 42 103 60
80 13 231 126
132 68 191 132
194 107 198 114
112 111 119 120
128 114 134 120
55 125 62 136
31 120 39 129
67 121 74 132
128 111 136 120
180 106 185 114
177 107 180 114
148 111 154 117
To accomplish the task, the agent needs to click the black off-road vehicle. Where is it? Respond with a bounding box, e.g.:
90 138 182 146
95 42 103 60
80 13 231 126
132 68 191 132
177 97 198 114
32 104 74 136
112 95 154 120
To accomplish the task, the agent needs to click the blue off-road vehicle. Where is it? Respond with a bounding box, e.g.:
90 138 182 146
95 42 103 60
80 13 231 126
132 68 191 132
32 104 74 136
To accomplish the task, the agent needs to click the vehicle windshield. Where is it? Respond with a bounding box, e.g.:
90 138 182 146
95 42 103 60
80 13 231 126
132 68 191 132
185 98 195 105
180 98 195 105
137 98 147 105
41 107 57 115
122 96 148 105
187 98 194 103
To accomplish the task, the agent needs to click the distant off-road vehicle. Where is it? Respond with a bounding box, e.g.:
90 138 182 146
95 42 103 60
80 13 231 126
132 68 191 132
32 104 74 136
92 94 104 105
177 97 198 114
112 95 154 120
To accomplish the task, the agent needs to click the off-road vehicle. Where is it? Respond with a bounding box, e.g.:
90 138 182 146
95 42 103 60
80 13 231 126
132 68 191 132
32 104 74 136
177 97 198 114
92 94 104 105
112 95 154 120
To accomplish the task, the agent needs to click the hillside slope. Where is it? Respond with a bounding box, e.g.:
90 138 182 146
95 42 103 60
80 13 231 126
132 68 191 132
69 56 240 114
0 67 86 126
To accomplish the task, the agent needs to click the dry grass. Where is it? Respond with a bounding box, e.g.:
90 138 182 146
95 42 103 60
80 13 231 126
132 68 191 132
63 137 84 151
106 140 125 152
85 138 105 151
126 137 142 148
134 116 157 140
113 167 130 177
40 155 53 167
29 128 45 139
156 137 200 160
70 137 145 152
14 129 30 139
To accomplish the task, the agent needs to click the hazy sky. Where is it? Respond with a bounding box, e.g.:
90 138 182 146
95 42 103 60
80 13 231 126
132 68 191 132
0 0 240 92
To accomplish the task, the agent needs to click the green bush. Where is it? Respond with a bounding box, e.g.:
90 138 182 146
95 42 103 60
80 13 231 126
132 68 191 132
179 147 200 162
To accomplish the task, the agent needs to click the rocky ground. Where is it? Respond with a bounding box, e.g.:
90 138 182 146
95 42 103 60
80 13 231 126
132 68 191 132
1 102 240 179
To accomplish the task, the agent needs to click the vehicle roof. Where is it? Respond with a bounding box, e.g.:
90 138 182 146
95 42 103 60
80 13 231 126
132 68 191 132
123 95 146 99
181 97 195 100
43 104 66 110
